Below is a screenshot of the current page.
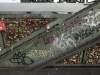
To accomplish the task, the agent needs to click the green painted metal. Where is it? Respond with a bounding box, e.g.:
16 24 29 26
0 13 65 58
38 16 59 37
53 43 100 66
0 33 3 51
55 51 83 65
0 32 6 51
0 14 72 18
0 18 65 67
0 1 100 71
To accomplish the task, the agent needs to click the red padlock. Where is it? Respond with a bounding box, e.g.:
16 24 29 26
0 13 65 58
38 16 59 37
45 21 49 25
31 20 35 24
30 25 35 29
0 22 6 32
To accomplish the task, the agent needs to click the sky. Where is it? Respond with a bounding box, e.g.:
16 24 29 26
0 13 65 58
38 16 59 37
0 0 95 3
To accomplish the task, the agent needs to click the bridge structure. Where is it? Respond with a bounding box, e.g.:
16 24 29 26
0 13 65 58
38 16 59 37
0 0 100 75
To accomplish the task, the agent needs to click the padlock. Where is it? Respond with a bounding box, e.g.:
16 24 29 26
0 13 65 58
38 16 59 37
26 31 31 36
19 34 24 38
10 32 14 35
30 25 35 29
45 21 49 25
0 21 6 32
23 30 26 33
22 18 27 21
31 20 35 24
